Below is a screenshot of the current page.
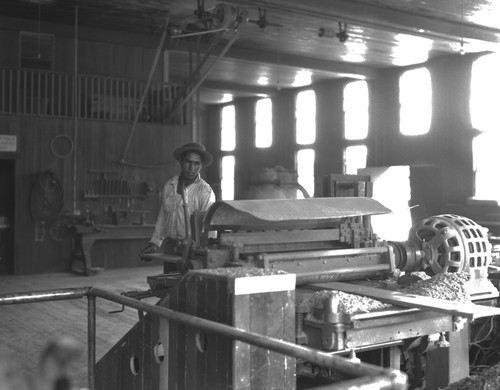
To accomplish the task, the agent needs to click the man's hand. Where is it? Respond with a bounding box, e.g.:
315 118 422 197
138 242 159 261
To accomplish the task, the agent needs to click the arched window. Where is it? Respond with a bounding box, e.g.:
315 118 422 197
295 90 316 197
221 155 235 200
221 105 235 152
344 145 367 175
295 90 316 145
471 53 500 202
296 148 315 198
399 67 432 136
220 105 235 200
255 98 272 148
344 80 369 140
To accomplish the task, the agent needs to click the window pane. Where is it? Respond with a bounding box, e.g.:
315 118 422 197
221 105 235 151
471 53 500 133
344 145 367 174
344 80 369 140
296 148 315 198
255 98 272 148
359 166 412 241
399 68 432 136
295 90 316 145
221 155 235 200
473 133 500 202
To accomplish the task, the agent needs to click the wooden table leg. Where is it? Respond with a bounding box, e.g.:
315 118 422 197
71 236 99 276
81 237 98 276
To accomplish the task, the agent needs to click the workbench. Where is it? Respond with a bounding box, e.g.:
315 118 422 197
71 223 155 276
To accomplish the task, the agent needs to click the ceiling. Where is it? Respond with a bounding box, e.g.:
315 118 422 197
2 0 500 104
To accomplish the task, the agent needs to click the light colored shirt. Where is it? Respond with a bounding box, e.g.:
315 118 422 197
150 174 215 246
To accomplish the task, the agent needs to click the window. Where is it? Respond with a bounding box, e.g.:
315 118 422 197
295 90 316 145
471 53 500 202
471 53 500 133
221 155 235 200
344 80 369 140
221 105 235 152
255 98 272 148
399 68 432 136
220 105 235 200
296 149 315 198
20 32 54 70
344 145 367 175
295 90 316 197
343 81 369 175
473 134 500 202
359 166 412 241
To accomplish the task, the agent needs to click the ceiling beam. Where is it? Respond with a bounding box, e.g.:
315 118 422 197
198 79 278 95
225 0 500 46
166 41 379 80
225 45 378 79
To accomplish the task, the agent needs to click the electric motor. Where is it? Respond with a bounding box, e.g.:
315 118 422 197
408 214 491 275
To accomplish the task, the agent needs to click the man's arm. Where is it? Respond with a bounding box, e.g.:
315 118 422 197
199 185 216 211
139 181 171 258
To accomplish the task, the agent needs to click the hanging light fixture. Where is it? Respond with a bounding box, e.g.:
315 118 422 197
460 0 465 55
37 4 41 59
318 22 349 43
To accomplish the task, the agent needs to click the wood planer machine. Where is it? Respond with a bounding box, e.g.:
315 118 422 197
102 197 500 390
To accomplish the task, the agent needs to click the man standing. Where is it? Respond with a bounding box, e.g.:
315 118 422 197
139 142 215 258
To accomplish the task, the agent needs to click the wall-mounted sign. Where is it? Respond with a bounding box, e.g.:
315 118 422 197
0 135 17 152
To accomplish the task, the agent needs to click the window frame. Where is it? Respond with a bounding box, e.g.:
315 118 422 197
343 80 369 141
295 89 316 146
399 67 432 136
255 97 273 148
220 104 236 200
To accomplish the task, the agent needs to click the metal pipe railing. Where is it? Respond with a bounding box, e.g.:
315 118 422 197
0 286 90 304
0 287 408 390
87 294 96 390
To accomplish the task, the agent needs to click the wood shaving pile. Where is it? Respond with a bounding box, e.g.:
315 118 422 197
298 272 471 316
300 290 393 315
440 362 500 389
199 267 286 277
401 272 471 303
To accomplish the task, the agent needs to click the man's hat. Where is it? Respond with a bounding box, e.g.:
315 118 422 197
173 142 213 167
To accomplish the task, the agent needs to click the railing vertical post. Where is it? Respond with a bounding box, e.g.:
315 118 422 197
87 294 96 390
8 69 12 113
84 75 88 118
57 73 61 116
1 69 4 112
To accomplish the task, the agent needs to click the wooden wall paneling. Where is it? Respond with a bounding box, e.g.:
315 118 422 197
235 98 255 200
315 79 347 195
367 70 399 168
140 45 163 84
204 106 222 200
23 117 70 273
368 55 475 208
273 90 299 176
0 158 15 274
81 41 114 77
0 29 19 68
0 113 194 274
430 55 475 203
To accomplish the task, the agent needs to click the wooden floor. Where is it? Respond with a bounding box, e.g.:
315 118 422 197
0 264 164 389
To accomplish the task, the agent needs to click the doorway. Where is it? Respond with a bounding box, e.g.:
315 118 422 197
0 159 15 274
